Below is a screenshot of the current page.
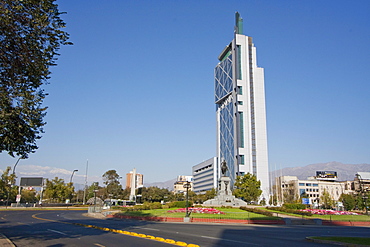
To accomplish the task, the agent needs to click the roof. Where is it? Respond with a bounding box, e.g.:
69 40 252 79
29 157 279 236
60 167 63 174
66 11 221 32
356 172 370 180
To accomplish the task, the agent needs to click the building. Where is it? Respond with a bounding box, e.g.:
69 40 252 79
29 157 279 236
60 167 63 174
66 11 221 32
275 173 356 207
126 169 143 189
354 172 370 192
173 175 193 194
215 12 269 199
192 157 218 193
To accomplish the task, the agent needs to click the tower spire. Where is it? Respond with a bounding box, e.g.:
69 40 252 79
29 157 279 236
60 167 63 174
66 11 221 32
235 12 243 34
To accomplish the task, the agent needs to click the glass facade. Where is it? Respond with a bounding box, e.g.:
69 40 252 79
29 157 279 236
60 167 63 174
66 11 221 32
219 102 235 180
215 53 235 183
215 54 233 102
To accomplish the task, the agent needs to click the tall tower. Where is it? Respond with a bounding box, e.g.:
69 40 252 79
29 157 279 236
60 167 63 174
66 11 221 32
215 12 269 200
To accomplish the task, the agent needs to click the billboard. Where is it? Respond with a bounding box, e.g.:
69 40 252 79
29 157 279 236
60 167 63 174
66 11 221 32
20 177 43 187
316 171 337 180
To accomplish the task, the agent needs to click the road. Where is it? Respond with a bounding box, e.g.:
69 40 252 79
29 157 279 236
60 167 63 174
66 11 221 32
0 209 369 246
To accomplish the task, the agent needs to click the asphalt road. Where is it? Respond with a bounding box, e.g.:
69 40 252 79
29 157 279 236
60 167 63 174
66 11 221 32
0 209 369 246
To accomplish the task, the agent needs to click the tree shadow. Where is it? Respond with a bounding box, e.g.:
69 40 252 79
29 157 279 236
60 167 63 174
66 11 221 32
0 210 160 246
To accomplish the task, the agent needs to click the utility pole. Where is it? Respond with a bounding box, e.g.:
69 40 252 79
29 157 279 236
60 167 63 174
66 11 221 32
83 160 88 205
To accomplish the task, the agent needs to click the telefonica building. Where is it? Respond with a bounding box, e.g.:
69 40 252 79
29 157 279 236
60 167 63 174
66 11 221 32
194 12 270 201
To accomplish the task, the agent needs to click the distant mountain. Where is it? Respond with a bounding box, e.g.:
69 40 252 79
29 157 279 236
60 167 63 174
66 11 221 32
144 178 176 191
270 161 370 181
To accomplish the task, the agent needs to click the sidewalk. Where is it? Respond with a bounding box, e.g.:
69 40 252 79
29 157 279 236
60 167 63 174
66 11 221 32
0 233 15 247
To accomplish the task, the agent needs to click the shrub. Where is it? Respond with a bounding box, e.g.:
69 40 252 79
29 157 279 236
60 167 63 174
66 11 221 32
266 206 312 216
283 203 307 210
239 206 273 217
167 201 193 208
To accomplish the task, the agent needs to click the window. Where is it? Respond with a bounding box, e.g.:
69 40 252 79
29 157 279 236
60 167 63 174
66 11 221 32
238 101 243 105
239 155 245 165
299 183 304 186
306 183 312 186
313 184 318 187
239 112 244 148
238 86 243 95
237 45 242 80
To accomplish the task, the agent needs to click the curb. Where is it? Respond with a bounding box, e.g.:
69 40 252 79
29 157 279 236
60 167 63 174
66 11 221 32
0 233 15 247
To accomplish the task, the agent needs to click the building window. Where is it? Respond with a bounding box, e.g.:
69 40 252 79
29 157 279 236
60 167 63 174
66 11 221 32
299 183 304 186
238 101 243 105
237 45 242 80
238 86 243 95
239 112 244 148
239 155 245 165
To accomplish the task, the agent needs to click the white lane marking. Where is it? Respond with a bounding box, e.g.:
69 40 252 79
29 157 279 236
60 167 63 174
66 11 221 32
47 229 68 235
133 227 160 231
201 235 261 246
94 244 105 247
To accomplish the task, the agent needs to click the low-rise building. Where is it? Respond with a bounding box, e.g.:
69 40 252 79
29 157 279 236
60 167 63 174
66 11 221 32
275 171 358 207
192 157 218 193
173 175 193 194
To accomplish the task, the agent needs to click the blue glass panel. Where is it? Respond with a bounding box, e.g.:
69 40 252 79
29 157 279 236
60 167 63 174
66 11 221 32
215 54 233 103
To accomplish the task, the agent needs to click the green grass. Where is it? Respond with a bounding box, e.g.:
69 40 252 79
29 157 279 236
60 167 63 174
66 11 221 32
263 208 370 221
115 207 280 220
307 214 370 221
310 236 370 245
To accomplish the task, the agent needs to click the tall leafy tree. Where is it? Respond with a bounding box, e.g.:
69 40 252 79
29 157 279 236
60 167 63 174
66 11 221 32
0 0 71 158
102 170 122 198
140 186 173 203
320 189 334 209
233 173 262 203
44 177 73 203
0 166 17 203
339 193 356 211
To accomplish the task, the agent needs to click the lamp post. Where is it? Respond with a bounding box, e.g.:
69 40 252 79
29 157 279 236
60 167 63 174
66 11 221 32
183 181 191 218
70 169 78 184
6 155 25 208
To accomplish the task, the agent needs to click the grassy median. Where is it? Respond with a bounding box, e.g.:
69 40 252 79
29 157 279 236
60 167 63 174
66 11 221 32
115 207 280 220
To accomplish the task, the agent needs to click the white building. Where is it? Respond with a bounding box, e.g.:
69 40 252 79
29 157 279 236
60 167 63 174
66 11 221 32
192 157 218 193
173 175 193 194
215 12 269 200
275 175 355 206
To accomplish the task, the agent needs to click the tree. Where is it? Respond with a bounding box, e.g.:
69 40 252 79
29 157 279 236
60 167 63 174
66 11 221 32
44 177 73 203
339 193 356 211
320 189 333 209
140 187 172 203
0 166 17 204
102 170 122 198
233 173 262 203
20 189 37 203
0 0 71 158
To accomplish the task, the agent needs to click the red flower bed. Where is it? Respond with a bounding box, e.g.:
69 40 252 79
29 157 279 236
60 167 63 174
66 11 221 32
299 209 359 215
167 207 225 214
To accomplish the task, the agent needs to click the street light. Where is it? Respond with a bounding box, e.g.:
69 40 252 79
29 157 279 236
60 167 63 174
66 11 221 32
183 181 192 218
6 155 25 208
70 169 78 184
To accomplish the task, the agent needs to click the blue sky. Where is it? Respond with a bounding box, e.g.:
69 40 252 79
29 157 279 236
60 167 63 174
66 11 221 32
1 0 369 185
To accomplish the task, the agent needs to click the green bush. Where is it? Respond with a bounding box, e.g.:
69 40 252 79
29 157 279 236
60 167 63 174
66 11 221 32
168 201 193 208
266 206 312 216
283 203 307 210
239 206 273 217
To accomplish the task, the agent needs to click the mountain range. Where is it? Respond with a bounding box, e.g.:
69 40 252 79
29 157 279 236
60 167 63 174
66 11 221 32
4 162 369 190
270 161 370 181
146 162 370 189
